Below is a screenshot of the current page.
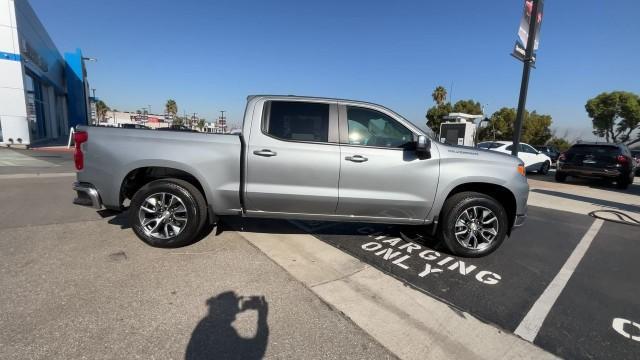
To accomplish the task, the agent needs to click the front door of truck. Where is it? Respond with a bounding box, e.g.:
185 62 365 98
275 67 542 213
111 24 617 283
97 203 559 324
245 100 340 215
335 104 439 222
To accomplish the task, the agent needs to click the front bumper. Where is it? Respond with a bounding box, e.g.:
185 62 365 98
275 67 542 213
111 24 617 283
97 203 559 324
73 182 102 209
513 213 527 228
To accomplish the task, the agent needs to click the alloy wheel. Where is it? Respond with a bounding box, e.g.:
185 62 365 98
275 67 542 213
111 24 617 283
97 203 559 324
138 192 188 239
454 206 499 250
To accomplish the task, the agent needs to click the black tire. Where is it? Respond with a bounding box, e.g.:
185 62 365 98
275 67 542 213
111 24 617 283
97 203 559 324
555 171 567 182
438 192 509 258
129 178 208 248
538 161 550 175
616 175 631 190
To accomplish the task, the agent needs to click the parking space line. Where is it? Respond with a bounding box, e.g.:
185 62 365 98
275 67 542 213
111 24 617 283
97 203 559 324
515 218 604 342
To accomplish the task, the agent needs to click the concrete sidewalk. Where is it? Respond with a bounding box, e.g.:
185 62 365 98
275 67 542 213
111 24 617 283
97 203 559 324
0 176 394 360
528 176 640 218
233 219 556 360
0 148 74 174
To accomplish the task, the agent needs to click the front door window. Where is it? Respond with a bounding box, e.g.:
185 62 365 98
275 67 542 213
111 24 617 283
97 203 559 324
346 107 413 148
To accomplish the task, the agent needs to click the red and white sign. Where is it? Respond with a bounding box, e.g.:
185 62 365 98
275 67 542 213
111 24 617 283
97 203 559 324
518 0 544 50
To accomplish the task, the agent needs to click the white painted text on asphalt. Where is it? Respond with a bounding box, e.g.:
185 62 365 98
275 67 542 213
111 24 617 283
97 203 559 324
358 228 501 285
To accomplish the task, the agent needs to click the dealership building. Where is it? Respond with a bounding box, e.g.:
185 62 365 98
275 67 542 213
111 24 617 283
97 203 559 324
0 0 90 146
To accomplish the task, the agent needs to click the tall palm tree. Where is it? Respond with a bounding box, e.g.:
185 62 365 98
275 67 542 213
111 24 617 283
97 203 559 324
432 86 448 105
95 100 110 122
165 99 178 119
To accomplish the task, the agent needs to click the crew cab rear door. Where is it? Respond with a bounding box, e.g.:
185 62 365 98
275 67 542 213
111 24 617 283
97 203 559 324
244 99 340 215
334 103 439 223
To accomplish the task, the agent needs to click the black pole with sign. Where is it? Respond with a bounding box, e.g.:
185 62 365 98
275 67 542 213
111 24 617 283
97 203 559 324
511 0 540 157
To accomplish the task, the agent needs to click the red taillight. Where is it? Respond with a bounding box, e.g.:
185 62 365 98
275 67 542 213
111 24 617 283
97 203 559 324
73 131 88 170
616 155 629 166
558 152 566 161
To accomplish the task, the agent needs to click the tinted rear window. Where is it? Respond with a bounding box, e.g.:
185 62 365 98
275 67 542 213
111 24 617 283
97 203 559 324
478 142 503 149
568 145 620 155
263 101 330 142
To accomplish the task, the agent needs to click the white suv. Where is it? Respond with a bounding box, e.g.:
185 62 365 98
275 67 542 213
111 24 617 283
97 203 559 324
478 141 552 174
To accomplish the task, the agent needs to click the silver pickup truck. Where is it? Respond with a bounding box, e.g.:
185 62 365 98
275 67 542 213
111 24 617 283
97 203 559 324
73 95 528 257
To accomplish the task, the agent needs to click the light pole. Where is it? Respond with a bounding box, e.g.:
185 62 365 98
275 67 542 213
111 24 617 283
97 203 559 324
512 0 542 157
220 110 227 133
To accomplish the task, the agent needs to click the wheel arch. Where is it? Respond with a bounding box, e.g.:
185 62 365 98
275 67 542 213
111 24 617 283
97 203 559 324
438 182 517 234
120 166 208 208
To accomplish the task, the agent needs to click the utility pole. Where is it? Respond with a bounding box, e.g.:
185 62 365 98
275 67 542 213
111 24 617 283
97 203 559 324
512 0 541 157
91 89 96 98
220 110 227 133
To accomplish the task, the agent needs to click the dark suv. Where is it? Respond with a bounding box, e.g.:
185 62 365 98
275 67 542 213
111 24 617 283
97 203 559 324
533 145 560 163
632 150 640 175
556 142 636 189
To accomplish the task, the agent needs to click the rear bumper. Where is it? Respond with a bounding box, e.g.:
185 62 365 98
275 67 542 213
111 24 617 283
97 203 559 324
73 182 102 209
557 165 622 178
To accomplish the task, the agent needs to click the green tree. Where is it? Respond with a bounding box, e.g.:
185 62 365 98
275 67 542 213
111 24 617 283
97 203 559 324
197 119 206 131
452 99 482 115
478 107 515 141
95 100 110 122
477 107 553 144
426 102 453 134
173 116 184 126
431 86 448 106
165 99 178 118
525 111 553 144
546 137 572 152
585 91 640 143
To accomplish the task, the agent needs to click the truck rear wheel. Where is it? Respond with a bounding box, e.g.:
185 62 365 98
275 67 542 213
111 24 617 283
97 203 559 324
129 178 208 248
438 192 508 257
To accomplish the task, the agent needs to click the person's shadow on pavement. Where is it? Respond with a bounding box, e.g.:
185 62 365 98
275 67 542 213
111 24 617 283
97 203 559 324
185 291 269 360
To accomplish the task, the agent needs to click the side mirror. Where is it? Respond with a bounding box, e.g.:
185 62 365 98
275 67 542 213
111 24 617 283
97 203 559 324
416 135 431 158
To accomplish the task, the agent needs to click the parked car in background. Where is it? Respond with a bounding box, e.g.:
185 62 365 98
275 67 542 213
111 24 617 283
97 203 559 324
556 142 636 189
72 95 530 258
121 123 151 130
533 145 560 163
632 150 640 175
477 141 552 174
157 125 198 132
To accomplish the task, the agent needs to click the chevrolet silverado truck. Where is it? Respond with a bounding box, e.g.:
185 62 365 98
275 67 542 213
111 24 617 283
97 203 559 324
73 95 528 257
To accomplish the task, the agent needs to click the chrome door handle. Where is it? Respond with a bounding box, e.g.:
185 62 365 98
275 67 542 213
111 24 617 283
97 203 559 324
253 149 277 157
345 155 368 163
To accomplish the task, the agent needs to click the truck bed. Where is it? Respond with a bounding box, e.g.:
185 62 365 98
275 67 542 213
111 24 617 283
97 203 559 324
76 126 242 213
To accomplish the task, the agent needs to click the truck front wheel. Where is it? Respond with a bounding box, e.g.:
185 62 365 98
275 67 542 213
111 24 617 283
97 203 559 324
129 178 208 248
438 192 508 257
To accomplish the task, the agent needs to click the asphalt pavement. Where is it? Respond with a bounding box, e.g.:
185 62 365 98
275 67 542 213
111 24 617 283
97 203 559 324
288 172 640 360
0 149 394 360
2 147 639 359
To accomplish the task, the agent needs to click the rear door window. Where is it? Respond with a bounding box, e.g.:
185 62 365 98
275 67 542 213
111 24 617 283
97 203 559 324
522 144 538 154
479 142 504 149
263 101 330 142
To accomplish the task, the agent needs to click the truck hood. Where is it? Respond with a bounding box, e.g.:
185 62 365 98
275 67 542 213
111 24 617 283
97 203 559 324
434 142 522 166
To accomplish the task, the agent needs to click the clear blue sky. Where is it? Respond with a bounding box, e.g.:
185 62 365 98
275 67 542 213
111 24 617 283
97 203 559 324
31 0 640 138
